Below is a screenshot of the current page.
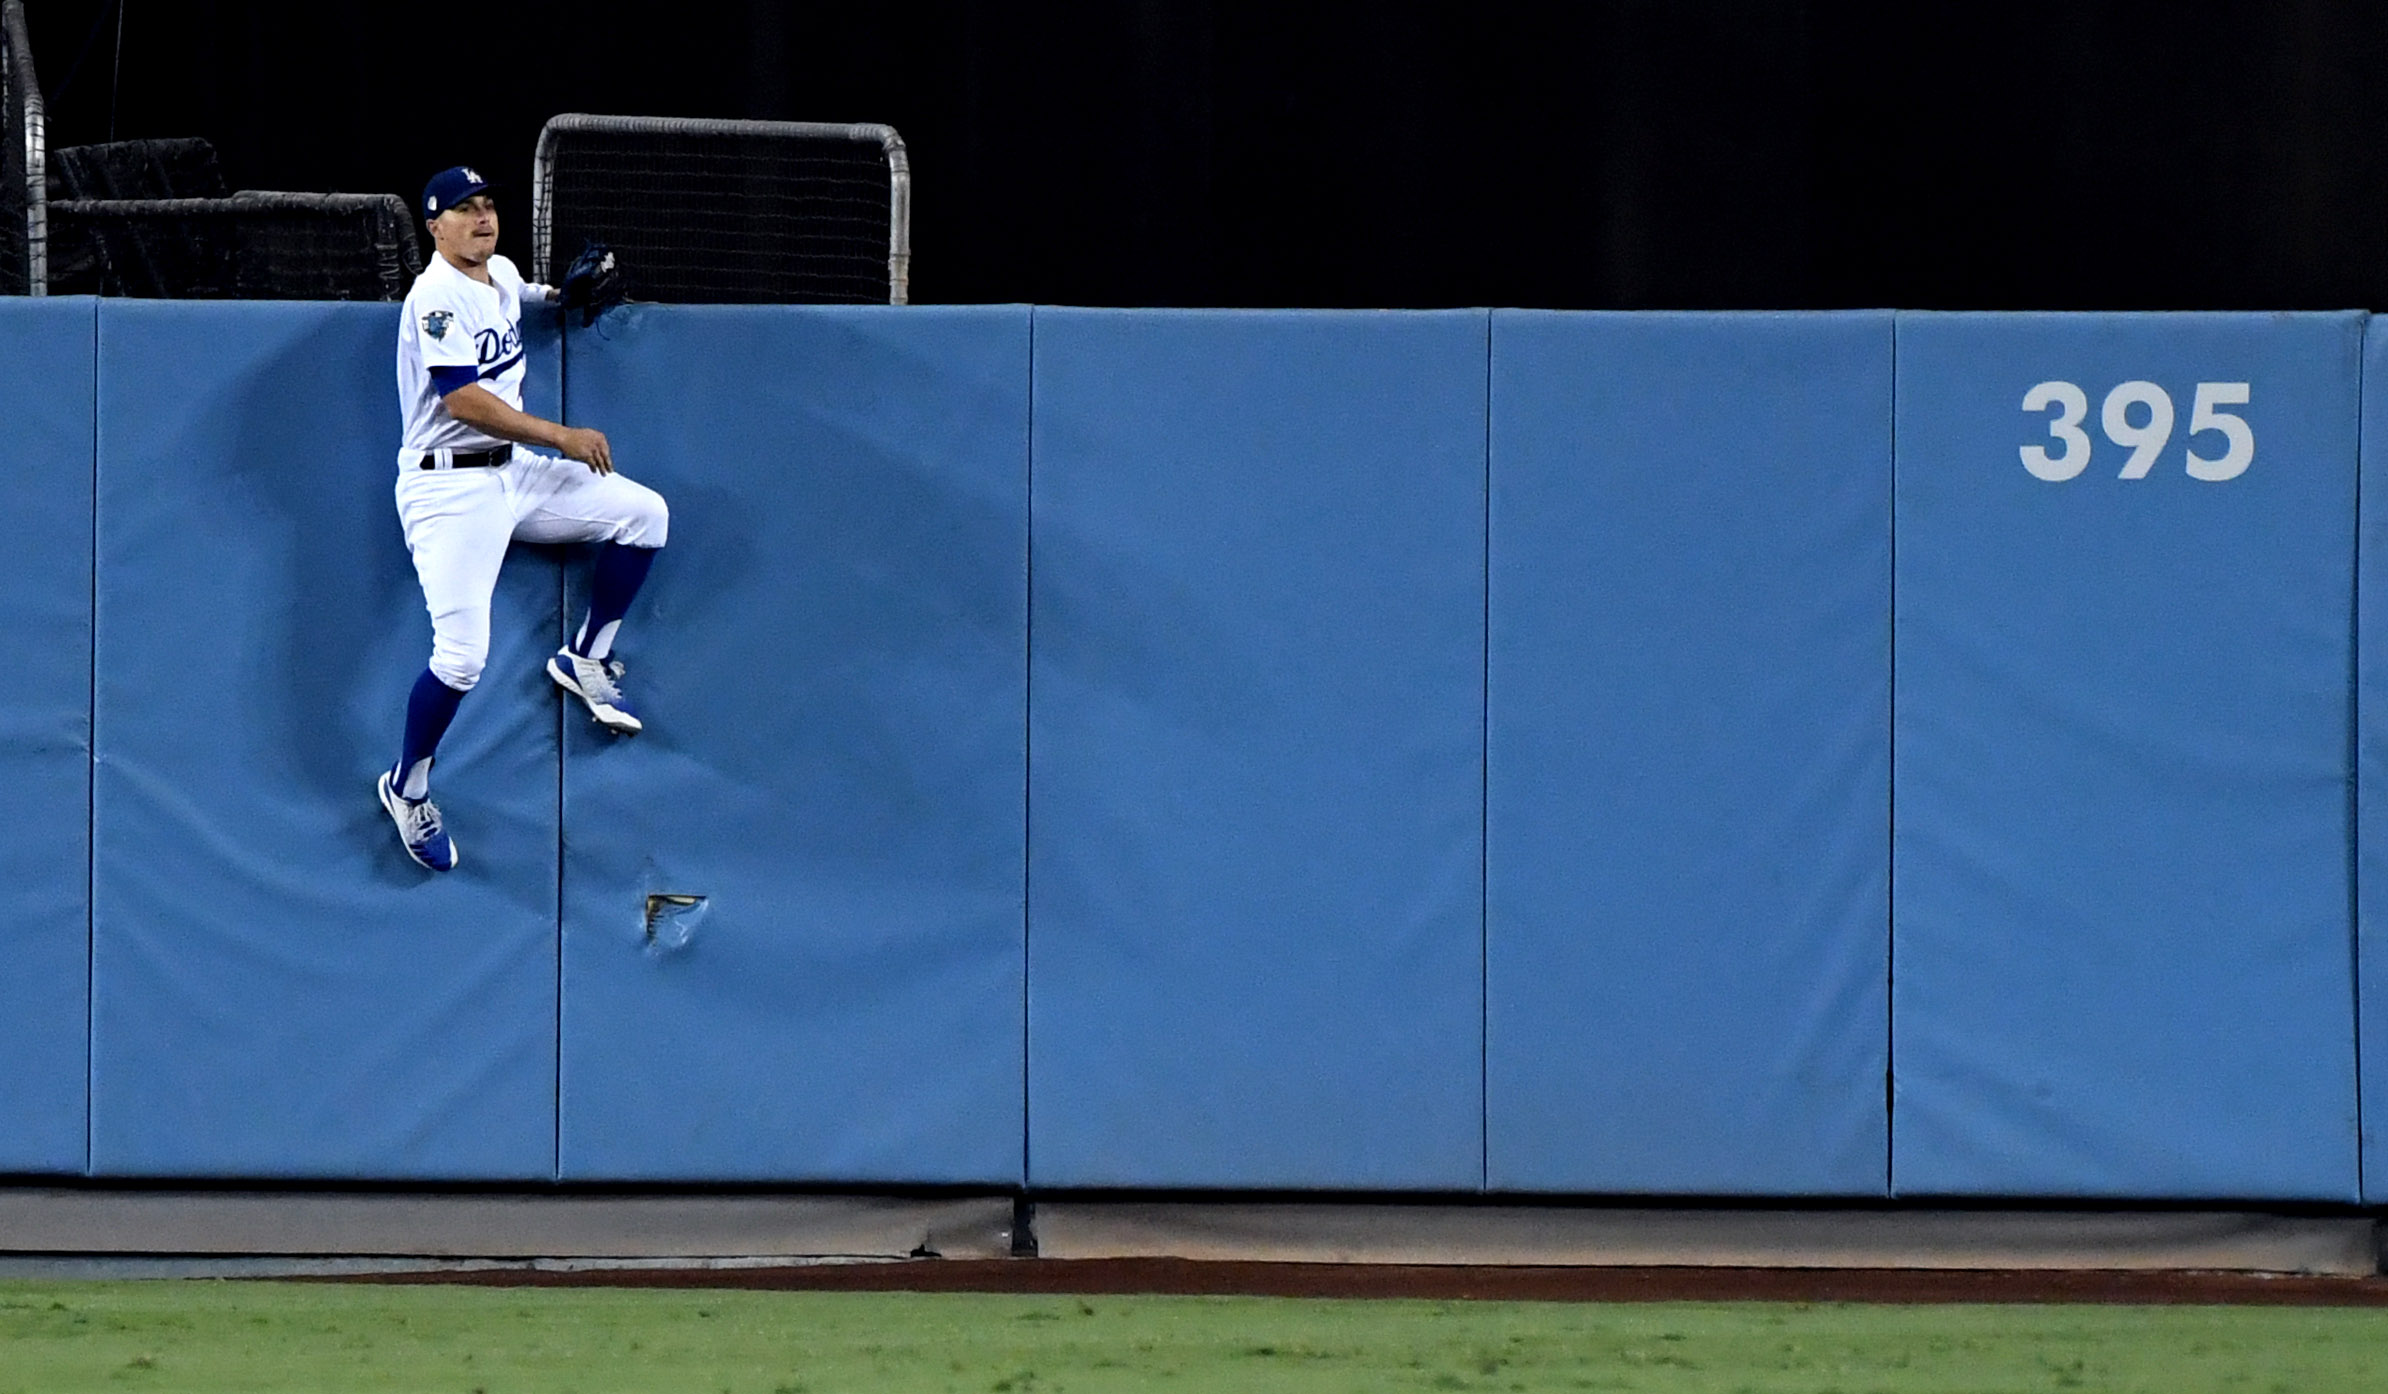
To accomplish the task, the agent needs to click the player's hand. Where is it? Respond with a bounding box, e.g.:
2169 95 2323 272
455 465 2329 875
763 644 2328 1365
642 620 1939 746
558 426 614 475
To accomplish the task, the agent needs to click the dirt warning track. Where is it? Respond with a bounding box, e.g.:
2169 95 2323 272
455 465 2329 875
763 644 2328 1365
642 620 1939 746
345 1257 2388 1306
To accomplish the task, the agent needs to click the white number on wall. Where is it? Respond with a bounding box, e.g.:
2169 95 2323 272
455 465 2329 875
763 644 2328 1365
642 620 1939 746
2019 381 2092 481
2100 381 2174 478
2020 381 2253 482
2184 382 2254 482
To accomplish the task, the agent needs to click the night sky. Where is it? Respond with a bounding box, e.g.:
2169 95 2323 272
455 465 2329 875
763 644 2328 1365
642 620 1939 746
20 0 2388 309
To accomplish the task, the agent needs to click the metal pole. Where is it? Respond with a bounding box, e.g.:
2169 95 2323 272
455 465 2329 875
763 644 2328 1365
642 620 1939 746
3 0 46 294
882 127 910 306
530 120 559 284
24 77 42 294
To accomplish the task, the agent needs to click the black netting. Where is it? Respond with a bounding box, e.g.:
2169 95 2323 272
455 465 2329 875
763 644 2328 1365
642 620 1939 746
544 129 893 303
47 193 423 300
41 138 240 296
50 137 226 199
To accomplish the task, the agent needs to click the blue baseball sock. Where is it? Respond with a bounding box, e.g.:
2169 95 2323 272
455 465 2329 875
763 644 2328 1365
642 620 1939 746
394 667 468 801
571 542 660 661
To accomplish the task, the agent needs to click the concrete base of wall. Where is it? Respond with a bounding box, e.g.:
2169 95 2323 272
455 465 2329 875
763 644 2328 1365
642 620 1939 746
0 1189 1016 1262
1036 1202 2380 1275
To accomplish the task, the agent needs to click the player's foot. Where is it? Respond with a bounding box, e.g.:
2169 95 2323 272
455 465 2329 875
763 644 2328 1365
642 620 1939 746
548 648 643 735
377 768 458 872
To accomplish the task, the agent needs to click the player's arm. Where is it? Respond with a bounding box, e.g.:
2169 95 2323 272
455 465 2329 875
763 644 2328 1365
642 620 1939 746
438 381 614 475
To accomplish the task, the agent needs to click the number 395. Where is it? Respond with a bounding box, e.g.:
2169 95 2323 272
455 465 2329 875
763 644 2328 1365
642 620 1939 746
2019 381 2253 482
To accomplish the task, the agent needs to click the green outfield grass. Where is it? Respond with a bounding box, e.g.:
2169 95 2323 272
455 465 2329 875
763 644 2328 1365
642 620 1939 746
4 1280 2386 1393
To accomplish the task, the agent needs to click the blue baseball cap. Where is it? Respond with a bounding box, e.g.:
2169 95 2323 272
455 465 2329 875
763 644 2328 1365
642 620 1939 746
421 165 492 217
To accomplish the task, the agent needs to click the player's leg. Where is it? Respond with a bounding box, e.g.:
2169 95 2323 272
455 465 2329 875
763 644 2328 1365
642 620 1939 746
507 456 669 734
569 539 658 663
381 471 513 869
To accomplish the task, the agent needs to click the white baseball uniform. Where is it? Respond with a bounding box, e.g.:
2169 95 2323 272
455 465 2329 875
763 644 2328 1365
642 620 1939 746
395 251 668 692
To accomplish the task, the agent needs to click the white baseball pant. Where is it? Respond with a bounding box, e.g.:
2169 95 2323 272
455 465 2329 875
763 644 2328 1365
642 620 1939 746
395 450 670 691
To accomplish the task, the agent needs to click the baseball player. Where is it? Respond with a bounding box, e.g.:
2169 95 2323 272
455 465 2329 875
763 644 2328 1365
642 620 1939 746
378 165 667 872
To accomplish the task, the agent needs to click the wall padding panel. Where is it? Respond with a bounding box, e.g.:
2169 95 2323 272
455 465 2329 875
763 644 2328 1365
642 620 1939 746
558 305 1029 1183
2360 316 2388 1204
1486 311 1891 1195
90 301 561 1179
1894 312 2361 1200
1028 308 1487 1190
0 298 96 1175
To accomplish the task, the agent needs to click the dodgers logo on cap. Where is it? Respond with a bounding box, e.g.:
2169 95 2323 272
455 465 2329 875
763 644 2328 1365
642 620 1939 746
422 165 493 216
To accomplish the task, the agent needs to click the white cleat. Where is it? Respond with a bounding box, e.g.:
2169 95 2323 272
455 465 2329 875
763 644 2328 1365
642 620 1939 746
548 648 643 735
377 769 458 872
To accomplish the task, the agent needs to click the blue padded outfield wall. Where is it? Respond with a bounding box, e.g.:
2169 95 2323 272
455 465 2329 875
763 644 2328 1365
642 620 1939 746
1486 312 1891 1196
3 298 2386 1202
557 306 1029 1183
2362 319 2388 1205
0 298 95 1175
1894 313 2362 1201
1027 309 1488 1190
89 301 563 1178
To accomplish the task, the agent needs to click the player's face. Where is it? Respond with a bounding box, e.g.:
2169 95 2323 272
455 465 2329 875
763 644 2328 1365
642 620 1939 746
429 195 500 265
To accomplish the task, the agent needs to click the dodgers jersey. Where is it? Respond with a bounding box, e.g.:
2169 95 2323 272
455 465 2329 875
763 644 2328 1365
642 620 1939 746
395 252 553 460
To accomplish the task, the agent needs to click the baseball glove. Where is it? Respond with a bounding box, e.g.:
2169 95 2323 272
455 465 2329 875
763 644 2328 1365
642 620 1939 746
559 241 628 326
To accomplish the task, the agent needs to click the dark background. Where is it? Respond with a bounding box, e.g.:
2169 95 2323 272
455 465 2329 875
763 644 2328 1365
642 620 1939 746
19 0 2388 309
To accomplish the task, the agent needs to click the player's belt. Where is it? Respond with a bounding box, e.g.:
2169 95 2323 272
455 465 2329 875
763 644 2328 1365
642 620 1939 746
417 445 513 470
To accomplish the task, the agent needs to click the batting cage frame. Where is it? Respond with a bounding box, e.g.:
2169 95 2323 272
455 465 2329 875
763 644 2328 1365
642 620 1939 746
530 114 912 305
1 0 48 295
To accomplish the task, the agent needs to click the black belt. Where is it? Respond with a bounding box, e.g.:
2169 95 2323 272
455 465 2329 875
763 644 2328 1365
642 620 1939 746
418 444 512 470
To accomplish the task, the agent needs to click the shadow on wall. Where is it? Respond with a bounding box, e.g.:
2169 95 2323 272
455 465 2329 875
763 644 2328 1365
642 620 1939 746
207 311 561 886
